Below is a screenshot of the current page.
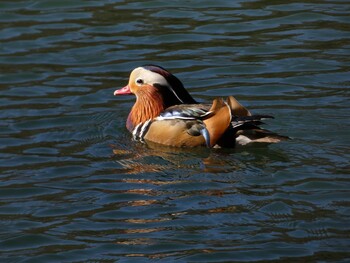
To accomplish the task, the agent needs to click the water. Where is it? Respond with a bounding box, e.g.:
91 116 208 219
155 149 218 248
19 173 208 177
1 0 350 262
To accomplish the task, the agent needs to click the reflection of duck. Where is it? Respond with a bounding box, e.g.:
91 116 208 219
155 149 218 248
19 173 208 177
114 65 288 148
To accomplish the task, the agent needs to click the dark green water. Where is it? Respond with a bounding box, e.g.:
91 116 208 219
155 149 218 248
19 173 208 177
1 1 350 262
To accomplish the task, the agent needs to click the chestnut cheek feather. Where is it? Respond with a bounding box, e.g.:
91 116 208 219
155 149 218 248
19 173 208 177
126 86 165 132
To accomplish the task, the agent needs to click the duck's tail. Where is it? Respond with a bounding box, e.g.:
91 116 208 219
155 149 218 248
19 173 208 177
216 96 289 147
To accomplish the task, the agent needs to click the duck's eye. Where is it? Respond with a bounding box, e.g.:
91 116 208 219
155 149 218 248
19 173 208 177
136 78 143 85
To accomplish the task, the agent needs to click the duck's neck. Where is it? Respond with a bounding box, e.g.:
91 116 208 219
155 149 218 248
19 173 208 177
126 90 165 132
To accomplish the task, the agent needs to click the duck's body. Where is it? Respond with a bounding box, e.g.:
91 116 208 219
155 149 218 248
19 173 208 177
114 65 288 148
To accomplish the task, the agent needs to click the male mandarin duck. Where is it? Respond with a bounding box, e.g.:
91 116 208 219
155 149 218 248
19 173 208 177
114 65 288 148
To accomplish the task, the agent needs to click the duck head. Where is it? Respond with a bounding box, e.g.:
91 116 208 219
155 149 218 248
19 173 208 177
114 65 197 131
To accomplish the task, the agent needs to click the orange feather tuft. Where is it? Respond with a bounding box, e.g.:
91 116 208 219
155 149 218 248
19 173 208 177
127 85 165 131
203 98 232 147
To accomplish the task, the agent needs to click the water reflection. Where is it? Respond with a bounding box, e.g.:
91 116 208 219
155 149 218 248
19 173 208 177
111 137 292 176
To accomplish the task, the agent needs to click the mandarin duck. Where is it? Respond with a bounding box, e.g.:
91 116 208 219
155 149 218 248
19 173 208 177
114 65 288 148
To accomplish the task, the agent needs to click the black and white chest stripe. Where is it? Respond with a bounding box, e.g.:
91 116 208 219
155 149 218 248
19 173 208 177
132 119 152 141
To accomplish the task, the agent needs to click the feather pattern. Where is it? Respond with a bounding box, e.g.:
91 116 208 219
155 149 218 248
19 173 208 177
158 105 212 120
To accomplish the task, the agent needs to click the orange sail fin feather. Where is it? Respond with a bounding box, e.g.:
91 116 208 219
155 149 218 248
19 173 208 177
203 98 232 147
114 65 288 148
226 96 251 117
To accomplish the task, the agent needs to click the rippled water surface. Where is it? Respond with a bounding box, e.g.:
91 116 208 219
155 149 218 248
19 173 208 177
1 0 350 262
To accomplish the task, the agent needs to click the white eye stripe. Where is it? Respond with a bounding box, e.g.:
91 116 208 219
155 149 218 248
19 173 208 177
132 67 185 103
133 67 169 86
